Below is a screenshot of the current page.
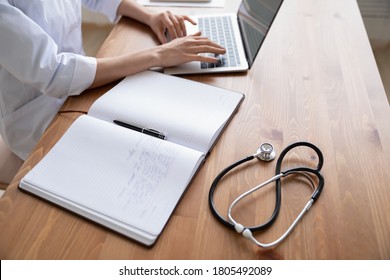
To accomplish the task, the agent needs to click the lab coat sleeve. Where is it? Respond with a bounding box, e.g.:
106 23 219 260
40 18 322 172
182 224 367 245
82 0 123 23
0 4 96 99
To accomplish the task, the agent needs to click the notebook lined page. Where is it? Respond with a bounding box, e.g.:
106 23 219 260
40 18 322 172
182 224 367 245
22 115 204 235
88 71 243 154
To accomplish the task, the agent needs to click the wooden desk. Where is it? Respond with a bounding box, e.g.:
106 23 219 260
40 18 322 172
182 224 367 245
1 0 389 259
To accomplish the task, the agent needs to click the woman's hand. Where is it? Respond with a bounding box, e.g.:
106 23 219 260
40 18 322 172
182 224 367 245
117 1 196 44
92 1 226 89
148 11 197 44
116 1 197 44
153 32 226 67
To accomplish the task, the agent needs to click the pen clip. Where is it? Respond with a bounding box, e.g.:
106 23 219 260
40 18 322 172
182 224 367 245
142 128 166 140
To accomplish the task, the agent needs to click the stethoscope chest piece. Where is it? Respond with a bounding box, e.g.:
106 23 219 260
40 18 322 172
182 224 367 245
256 143 276 162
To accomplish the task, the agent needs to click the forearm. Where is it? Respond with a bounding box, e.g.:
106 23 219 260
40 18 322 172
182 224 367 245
116 0 154 26
90 49 158 89
90 33 226 88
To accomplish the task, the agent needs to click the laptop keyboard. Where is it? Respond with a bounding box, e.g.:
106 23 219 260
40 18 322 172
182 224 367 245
198 16 241 69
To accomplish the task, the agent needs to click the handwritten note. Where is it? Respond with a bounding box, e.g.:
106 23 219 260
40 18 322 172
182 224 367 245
22 115 204 234
119 137 177 210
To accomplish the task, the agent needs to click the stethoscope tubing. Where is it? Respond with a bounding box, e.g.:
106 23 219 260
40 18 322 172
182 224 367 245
208 141 325 247
208 154 282 231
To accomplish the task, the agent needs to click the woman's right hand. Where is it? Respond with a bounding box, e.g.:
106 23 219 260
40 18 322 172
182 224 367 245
92 33 226 89
153 32 226 67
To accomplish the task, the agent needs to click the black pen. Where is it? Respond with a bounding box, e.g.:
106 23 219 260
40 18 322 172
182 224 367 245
113 120 166 140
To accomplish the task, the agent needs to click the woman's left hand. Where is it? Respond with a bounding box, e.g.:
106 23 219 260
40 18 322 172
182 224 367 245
149 11 197 44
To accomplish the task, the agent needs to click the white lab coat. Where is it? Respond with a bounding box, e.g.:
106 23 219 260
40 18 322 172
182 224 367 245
0 0 122 160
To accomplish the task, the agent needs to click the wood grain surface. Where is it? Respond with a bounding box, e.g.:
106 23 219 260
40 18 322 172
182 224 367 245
1 0 389 259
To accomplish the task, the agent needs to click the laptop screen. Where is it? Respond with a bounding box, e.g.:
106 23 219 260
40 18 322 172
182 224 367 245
238 0 284 67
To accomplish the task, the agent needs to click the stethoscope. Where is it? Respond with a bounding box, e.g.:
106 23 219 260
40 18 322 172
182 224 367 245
208 141 324 248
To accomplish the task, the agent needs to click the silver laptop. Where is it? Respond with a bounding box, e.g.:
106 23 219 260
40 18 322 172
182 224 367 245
164 0 284 75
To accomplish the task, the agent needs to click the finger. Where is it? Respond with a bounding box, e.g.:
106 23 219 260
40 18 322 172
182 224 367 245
159 29 167 44
192 38 226 52
190 31 202 37
187 54 220 64
182 41 226 56
168 13 184 38
164 14 178 40
178 17 187 37
183 15 197 26
195 46 226 55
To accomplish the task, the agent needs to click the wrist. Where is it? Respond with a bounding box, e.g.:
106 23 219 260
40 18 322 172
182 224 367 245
92 49 161 89
143 10 155 27
125 47 163 71
148 46 163 67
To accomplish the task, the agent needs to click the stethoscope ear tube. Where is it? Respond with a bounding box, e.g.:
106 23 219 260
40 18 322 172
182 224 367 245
276 142 324 202
275 141 324 173
208 154 261 230
282 167 324 201
208 141 324 247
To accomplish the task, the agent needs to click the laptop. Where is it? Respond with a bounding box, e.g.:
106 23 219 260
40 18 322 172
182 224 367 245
164 0 284 75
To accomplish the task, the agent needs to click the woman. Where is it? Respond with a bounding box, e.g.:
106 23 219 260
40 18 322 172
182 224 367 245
0 0 225 186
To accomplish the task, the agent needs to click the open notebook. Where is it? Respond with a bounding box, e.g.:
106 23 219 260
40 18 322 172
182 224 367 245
19 71 244 246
